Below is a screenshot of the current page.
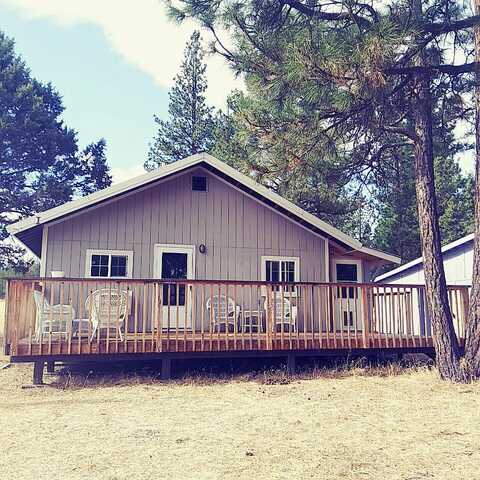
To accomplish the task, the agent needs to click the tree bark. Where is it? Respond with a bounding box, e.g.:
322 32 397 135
463 0 480 378
411 0 463 381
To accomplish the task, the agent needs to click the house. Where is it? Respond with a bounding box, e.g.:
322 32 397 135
375 233 474 285
3 153 468 383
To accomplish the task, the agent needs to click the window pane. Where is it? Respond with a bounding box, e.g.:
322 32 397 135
162 284 186 306
281 261 295 282
161 253 187 306
91 255 109 277
161 253 188 279
336 264 358 282
111 255 127 277
270 261 279 282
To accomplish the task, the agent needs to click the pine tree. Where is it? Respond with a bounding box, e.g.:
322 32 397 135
374 149 474 263
0 31 111 272
145 31 213 169
170 0 480 380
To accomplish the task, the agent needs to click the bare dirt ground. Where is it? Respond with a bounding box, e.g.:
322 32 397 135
1 354 480 480
1 300 480 479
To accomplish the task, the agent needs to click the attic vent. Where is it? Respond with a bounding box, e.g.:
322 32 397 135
192 175 207 192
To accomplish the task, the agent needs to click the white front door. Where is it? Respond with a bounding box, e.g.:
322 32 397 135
332 259 363 331
154 245 195 329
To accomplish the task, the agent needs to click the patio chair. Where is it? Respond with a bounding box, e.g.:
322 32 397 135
33 290 75 340
85 288 131 341
264 295 298 332
206 295 241 332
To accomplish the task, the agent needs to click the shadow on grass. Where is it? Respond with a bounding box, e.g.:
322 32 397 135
51 354 434 390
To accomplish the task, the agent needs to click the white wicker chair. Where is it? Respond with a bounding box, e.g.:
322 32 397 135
33 290 75 340
85 288 131 341
264 295 298 332
206 295 241 332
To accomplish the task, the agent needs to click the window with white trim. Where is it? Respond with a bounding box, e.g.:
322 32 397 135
85 250 133 278
261 256 300 292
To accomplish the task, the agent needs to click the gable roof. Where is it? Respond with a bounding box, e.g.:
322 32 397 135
375 233 474 282
7 152 400 263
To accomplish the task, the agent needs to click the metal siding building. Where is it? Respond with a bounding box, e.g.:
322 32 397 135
375 234 474 285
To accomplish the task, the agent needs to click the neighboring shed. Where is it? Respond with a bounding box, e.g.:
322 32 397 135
375 234 474 285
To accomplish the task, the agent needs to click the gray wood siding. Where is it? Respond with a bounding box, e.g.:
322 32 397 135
45 168 327 282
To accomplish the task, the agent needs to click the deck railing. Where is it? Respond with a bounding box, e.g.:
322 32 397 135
3 278 469 357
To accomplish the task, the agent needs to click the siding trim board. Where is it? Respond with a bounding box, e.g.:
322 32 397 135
40 226 48 277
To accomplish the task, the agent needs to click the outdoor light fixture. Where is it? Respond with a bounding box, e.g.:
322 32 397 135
199 244 207 254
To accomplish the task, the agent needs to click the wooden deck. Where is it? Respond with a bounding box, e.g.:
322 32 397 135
3 278 468 362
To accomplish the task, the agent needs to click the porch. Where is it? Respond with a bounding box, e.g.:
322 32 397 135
3 278 468 361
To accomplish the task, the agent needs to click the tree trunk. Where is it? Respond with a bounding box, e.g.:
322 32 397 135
463 0 480 378
411 0 463 381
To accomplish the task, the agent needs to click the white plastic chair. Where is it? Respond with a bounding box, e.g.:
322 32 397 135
33 290 75 340
85 288 131 341
264 295 298 332
206 295 241 332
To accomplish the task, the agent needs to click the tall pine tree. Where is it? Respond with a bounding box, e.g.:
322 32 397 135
0 31 111 271
145 30 213 169
169 0 480 380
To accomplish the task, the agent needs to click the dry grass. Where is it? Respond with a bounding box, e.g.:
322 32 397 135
1 359 480 480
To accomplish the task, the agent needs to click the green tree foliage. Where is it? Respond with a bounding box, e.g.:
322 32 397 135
0 31 111 271
210 92 361 233
168 0 480 380
145 30 214 169
168 0 474 247
374 153 474 263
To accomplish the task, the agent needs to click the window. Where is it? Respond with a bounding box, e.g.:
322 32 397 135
86 250 133 278
192 175 207 191
261 256 300 293
334 260 360 299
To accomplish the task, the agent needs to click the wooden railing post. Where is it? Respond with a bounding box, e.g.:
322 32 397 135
361 286 370 348
460 286 470 342
265 284 274 350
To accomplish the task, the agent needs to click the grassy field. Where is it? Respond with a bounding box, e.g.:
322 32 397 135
1 359 479 480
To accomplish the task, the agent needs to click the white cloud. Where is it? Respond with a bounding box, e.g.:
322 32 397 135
0 0 242 108
111 164 146 184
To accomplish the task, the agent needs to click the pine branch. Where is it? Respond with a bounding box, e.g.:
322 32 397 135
281 0 372 28
424 15 480 36
385 62 476 76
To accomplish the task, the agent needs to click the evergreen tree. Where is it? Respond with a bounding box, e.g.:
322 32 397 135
169 0 480 380
77 139 112 196
210 92 360 234
145 30 214 169
0 31 112 271
374 154 474 263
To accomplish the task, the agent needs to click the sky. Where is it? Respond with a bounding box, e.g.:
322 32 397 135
0 0 242 183
0 0 473 181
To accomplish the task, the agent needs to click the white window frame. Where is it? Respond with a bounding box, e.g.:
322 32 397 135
261 255 300 296
153 244 196 280
85 249 134 279
332 258 363 283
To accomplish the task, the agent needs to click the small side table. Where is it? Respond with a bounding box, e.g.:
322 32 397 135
71 318 91 338
241 310 264 333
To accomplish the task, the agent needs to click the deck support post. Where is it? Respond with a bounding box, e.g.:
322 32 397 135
46 361 55 374
286 354 296 375
161 357 172 380
33 361 44 385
